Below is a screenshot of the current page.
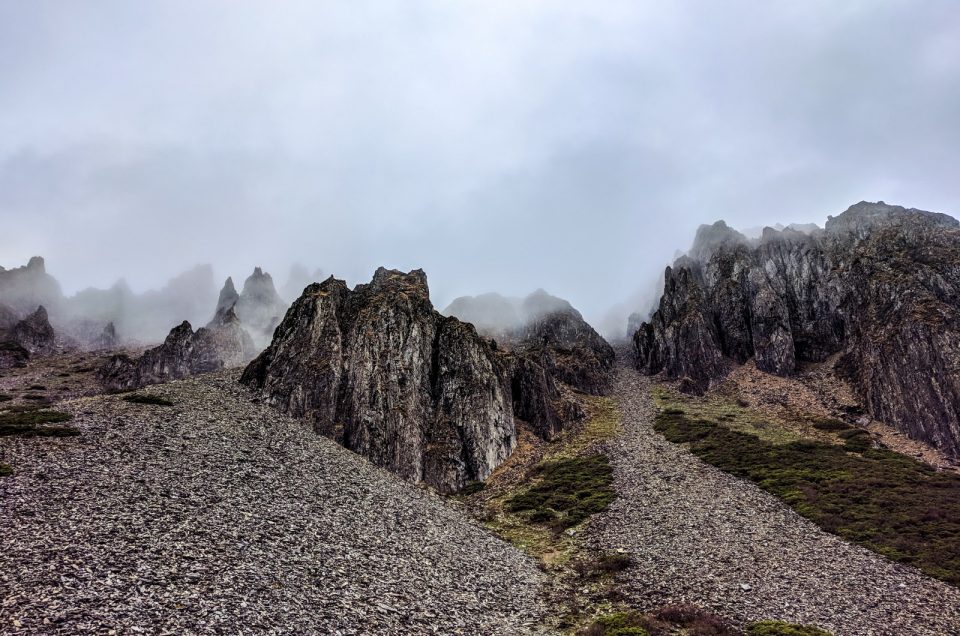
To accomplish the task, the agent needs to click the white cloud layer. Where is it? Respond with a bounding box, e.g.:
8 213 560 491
1 0 958 335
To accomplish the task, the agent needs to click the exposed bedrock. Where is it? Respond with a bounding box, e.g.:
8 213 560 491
242 268 616 492
634 201 960 455
98 310 257 391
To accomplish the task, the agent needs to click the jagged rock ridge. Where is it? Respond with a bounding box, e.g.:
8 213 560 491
242 268 515 493
635 201 960 456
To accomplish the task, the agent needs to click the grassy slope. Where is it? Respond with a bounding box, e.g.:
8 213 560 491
654 387 960 586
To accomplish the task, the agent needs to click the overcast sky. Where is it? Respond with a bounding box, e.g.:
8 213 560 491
2 0 959 334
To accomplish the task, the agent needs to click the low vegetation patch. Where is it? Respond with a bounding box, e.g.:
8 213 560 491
0 463 12 477
122 393 174 406
579 607 833 636
654 408 960 585
0 409 78 437
506 454 615 532
747 621 833 636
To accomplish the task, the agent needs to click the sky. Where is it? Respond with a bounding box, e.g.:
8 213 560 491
1 0 959 336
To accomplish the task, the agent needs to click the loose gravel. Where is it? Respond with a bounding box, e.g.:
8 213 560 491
0 371 548 635
587 362 960 636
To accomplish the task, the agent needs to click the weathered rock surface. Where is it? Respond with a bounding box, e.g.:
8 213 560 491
98 314 256 391
514 298 616 396
241 268 515 493
635 201 960 455
445 288 615 440
9 305 56 356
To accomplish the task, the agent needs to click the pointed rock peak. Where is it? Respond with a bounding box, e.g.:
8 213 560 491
253 266 264 277
222 277 236 293
31 305 48 321
26 256 45 272
689 220 749 262
367 267 430 299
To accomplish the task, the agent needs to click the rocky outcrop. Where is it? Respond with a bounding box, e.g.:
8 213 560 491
9 306 56 356
235 267 289 348
444 289 617 396
241 268 515 493
99 313 257 391
634 201 960 455
514 304 616 396
209 277 240 327
96 322 119 350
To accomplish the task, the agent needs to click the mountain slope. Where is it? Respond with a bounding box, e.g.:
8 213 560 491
634 201 960 456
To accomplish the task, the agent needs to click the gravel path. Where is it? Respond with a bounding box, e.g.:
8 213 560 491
588 362 960 636
0 371 548 635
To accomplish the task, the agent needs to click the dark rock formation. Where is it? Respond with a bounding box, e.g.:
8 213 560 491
241 268 515 493
210 277 239 326
9 306 56 356
634 201 960 456
514 304 616 396
96 322 119 350
99 314 256 391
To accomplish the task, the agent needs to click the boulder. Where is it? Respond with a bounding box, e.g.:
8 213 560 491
10 306 55 356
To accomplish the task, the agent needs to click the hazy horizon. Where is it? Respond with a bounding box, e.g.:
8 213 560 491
3 1 959 335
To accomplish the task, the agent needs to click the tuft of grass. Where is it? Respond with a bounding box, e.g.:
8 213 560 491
506 454 615 532
747 620 833 636
0 463 12 477
811 418 852 432
0 409 78 437
654 408 960 586
122 394 174 406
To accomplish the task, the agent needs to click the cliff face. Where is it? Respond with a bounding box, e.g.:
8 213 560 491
241 268 515 493
635 201 960 455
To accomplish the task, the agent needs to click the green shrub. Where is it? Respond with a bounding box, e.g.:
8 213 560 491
0 463 12 477
747 620 833 636
506 454 615 531
654 410 960 585
0 409 78 437
122 394 174 406
811 418 851 431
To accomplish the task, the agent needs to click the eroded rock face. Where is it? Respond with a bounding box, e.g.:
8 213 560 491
514 306 616 396
10 306 56 356
635 201 960 455
241 268 515 493
98 313 257 391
